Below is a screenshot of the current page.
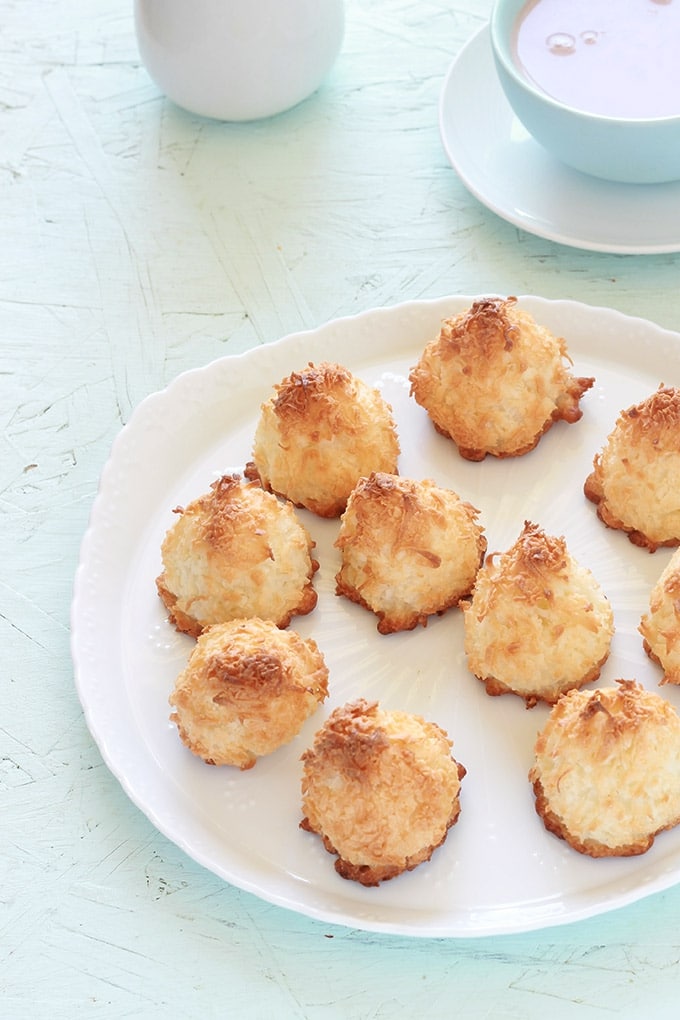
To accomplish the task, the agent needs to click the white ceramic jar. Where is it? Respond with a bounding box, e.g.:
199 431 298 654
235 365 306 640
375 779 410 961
134 0 345 122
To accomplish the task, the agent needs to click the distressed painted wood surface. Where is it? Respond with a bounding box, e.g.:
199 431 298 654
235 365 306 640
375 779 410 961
3 0 680 1016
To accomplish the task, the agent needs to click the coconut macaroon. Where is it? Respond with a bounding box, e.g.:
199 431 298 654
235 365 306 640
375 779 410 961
169 617 329 770
247 361 400 518
584 385 680 552
462 521 614 707
334 472 486 634
409 296 594 461
530 680 680 858
639 547 680 685
300 698 465 885
156 473 318 637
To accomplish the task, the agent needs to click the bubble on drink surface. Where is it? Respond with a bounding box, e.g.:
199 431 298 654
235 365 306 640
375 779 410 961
546 32 576 56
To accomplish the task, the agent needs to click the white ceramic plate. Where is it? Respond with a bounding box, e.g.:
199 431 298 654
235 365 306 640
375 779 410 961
72 295 680 938
439 27 680 254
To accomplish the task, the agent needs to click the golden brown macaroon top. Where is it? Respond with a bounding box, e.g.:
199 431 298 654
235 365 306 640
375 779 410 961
174 628 328 715
203 474 261 536
477 521 569 615
172 473 277 562
301 697 392 777
266 362 370 441
436 296 521 362
537 680 666 752
206 647 310 705
624 384 680 438
339 472 471 568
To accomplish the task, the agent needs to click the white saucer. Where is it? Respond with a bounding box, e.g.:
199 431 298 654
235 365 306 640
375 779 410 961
439 26 680 254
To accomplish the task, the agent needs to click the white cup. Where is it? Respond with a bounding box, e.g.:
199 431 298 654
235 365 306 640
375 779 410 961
134 0 345 122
